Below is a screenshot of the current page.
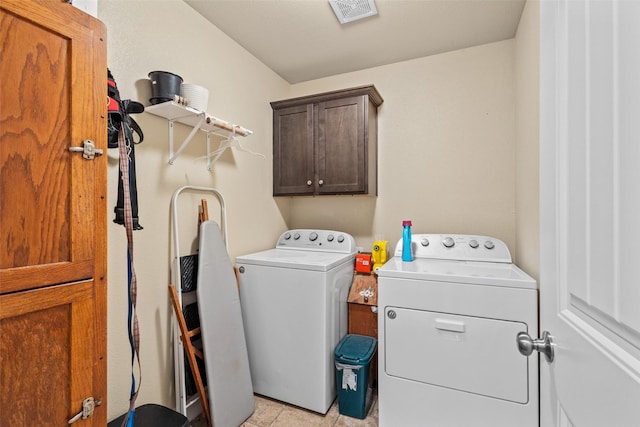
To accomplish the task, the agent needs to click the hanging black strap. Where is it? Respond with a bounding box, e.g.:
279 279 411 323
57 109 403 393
108 69 144 230
114 139 143 230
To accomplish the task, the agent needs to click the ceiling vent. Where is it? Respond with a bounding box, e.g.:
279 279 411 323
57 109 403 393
329 0 378 24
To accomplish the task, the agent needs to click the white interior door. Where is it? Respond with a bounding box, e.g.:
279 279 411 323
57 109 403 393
540 1 640 426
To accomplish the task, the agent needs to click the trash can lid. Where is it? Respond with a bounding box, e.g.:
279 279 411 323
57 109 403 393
335 334 377 363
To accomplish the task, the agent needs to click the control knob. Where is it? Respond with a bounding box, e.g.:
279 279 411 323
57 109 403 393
420 238 430 247
283 232 291 240
309 232 318 241
327 234 334 242
293 232 301 240
469 239 479 249
484 240 495 250
337 235 345 243
443 236 455 248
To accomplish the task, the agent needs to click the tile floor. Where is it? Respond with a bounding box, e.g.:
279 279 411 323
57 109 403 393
191 390 378 427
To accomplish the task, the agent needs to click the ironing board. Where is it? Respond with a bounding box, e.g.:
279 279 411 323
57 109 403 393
196 220 254 426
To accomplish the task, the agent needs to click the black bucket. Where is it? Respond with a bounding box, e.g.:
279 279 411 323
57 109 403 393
148 71 183 105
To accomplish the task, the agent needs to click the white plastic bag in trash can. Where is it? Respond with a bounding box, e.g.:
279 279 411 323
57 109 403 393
336 362 362 391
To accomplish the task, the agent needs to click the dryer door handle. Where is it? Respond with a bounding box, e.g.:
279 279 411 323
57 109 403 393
434 318 466 333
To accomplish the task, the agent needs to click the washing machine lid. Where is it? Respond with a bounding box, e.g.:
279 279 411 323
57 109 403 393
377 257 536 289
236 229 357 271
235 248 355 272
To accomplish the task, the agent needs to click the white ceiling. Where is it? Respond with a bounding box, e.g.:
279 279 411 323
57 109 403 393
185 0 526 84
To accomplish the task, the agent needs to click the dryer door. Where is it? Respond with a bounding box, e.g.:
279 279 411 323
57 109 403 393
384 307 531 403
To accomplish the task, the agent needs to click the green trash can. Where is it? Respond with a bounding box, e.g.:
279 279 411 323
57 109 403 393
334 334 377 419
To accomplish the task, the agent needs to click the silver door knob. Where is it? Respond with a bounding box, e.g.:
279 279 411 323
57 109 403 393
517 330 554 362
318 179 324 185
306 180 312 186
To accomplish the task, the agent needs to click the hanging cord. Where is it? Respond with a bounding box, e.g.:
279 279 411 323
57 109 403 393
118 125 142 427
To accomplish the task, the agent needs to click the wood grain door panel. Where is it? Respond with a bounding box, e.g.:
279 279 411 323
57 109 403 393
273 104 315 195
0 1 104 294
0 280 95 426
316 96 365 194
0 0 107 424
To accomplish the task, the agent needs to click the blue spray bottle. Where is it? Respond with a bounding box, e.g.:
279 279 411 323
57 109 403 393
402 220 413 262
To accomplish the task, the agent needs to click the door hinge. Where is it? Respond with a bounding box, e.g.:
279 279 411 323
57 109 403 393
69 140 103 160
68 397 101 424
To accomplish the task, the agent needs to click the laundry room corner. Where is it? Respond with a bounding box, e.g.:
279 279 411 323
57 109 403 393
287 40 518 253
514 0 540 282
97 0 291 420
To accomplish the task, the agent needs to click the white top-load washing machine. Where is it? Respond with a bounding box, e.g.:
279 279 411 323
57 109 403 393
377 234 538 427
235 229 356 414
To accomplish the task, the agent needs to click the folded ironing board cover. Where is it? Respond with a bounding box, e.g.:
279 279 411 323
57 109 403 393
196 220 254 426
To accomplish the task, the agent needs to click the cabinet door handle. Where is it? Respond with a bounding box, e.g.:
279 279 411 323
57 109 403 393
318 179 324 185
306 180 312 186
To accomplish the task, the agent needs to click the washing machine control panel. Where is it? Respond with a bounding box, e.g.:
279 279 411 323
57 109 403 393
393 234 512 263
277 229 356 253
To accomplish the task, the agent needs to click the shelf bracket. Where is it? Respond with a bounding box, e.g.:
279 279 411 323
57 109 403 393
168 113 207 164
206 132 213 171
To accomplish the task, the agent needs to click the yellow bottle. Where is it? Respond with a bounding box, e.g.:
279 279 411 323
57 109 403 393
372 240 388 272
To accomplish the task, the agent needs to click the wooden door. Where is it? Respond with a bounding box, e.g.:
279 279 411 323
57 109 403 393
272 103 315 195
0 0 107 425
539 0 640 425
316 95 366 194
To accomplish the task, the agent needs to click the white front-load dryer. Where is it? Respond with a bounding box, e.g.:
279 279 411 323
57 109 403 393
235 229 356 414
377 234 538 427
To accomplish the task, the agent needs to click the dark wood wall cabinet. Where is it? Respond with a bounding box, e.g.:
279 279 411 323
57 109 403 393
271 85 383 196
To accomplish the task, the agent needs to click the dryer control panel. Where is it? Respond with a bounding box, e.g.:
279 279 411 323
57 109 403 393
392 234 511 263
276 229 356 253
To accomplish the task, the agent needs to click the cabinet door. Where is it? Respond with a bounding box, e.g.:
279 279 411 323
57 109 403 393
0 0 107 424
0 281 97 426
0 0 106 294
273 104 315 195
316 95 366 194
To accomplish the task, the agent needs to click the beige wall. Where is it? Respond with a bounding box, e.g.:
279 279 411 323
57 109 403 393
99 0 535 421
286 40 517 253
514 0 540 281
98 0 290 419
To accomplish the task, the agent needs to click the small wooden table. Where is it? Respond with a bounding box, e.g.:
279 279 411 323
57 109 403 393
347 272 378 386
